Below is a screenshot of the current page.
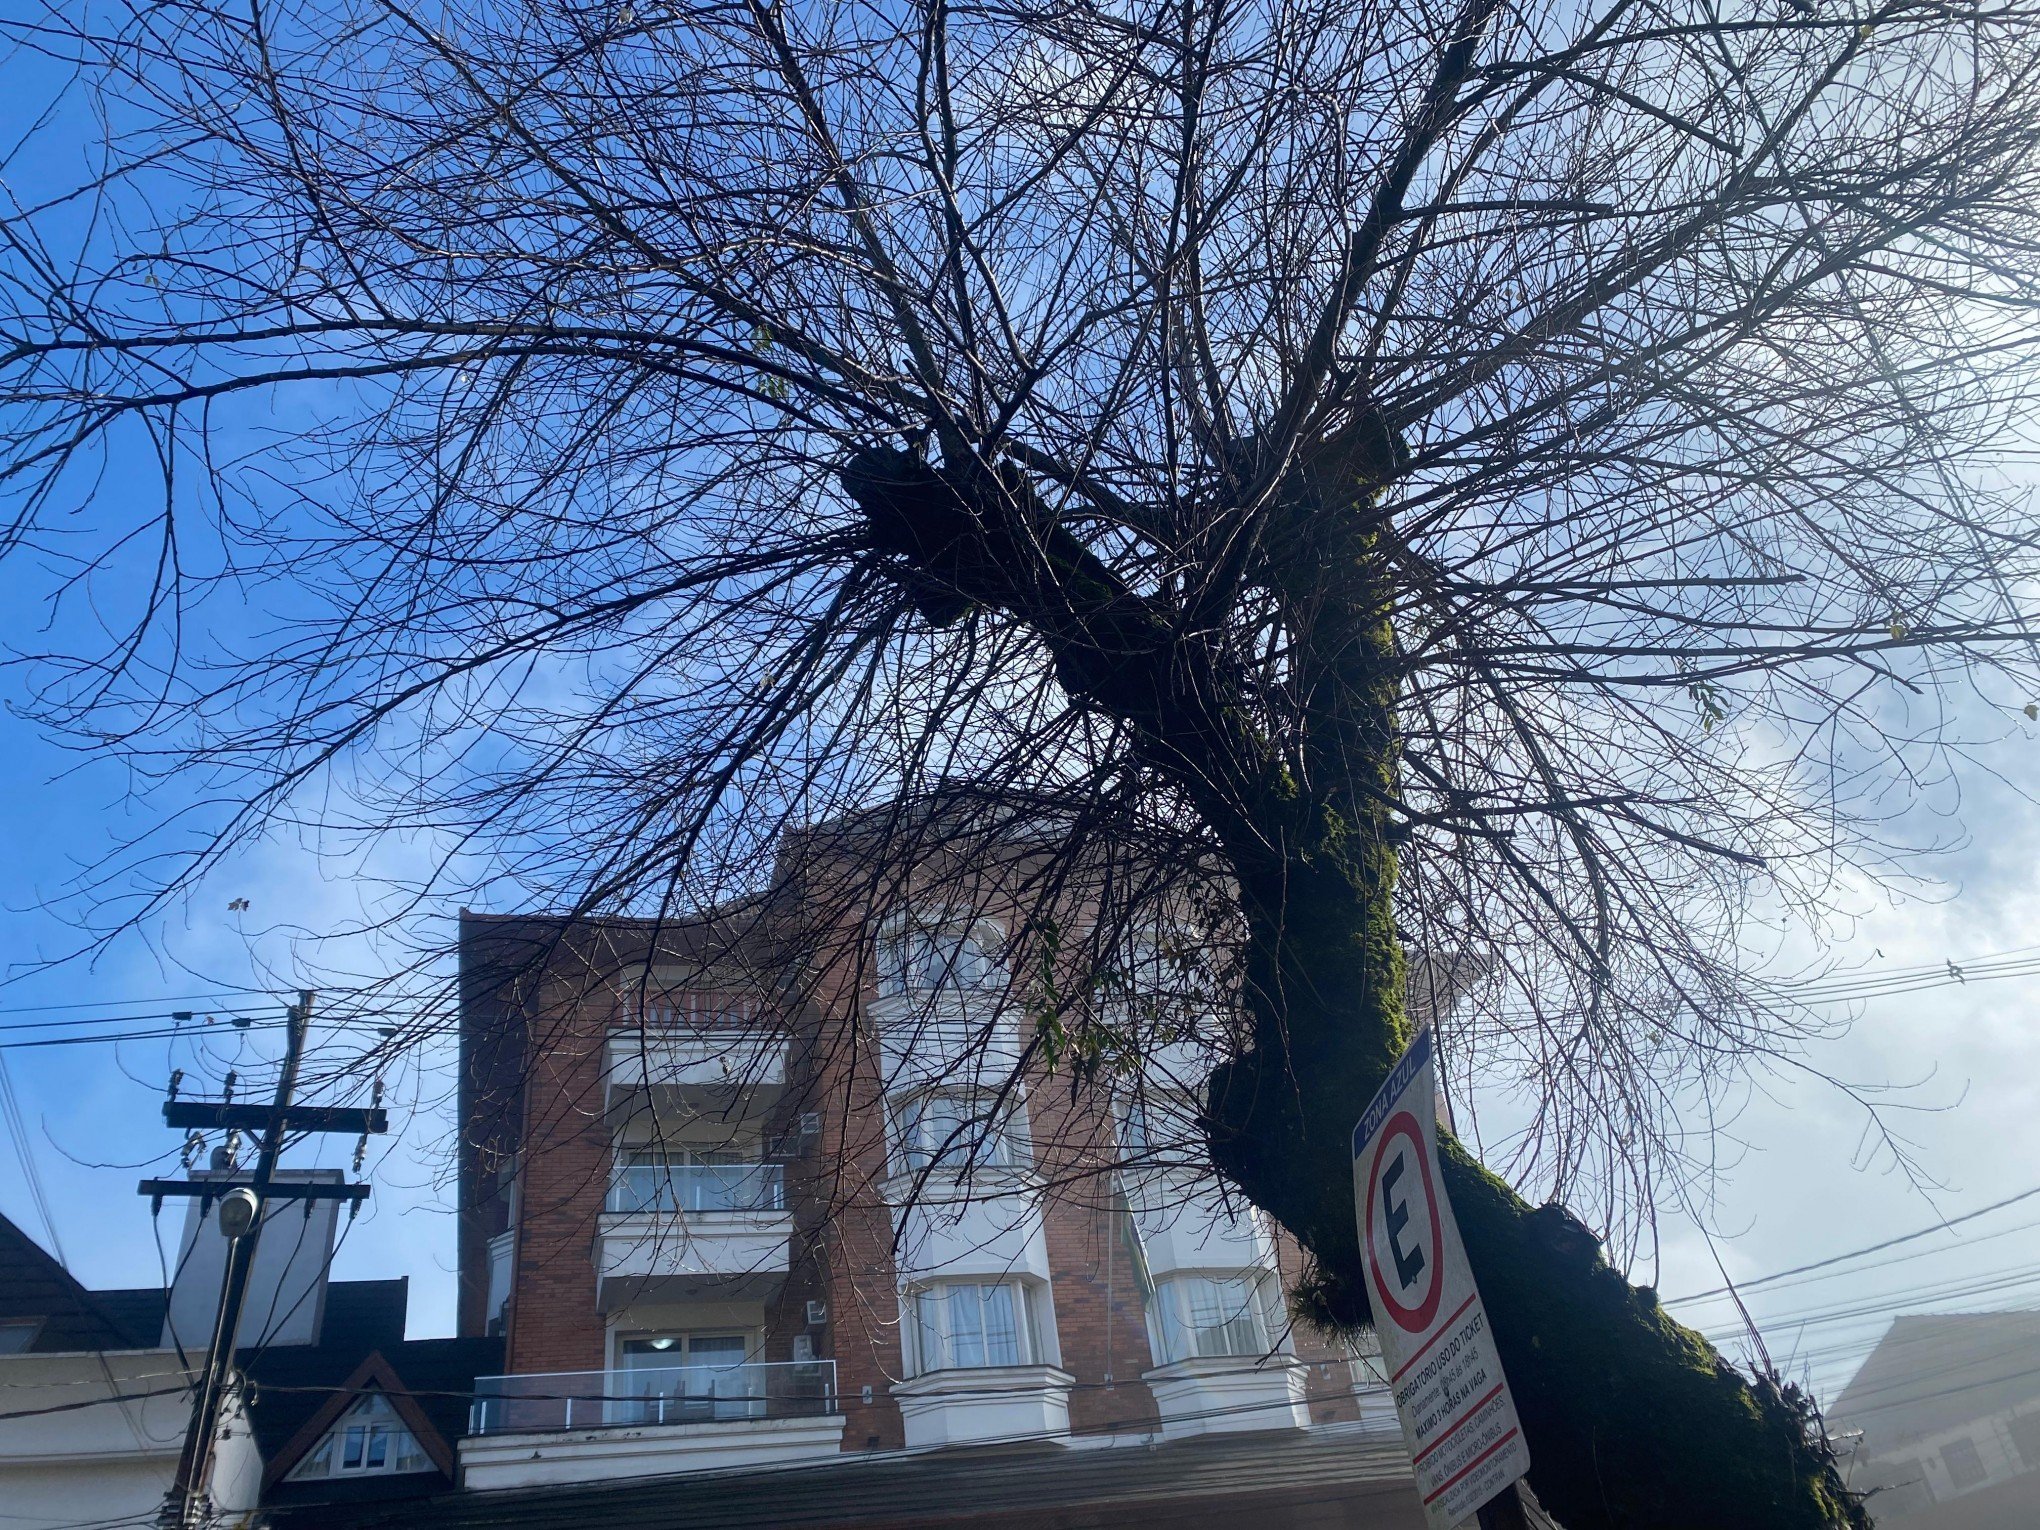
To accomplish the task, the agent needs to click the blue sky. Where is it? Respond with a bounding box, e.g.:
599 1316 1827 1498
1 0 2036 1396
4 655 2039 1387
0 699 467 1336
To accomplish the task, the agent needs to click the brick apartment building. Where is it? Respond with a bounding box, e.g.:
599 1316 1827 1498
439 811 1453 1524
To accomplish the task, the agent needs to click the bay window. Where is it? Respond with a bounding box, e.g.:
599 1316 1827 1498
913 1280 1045 1373
895 1092 1023 1174
877 918 1002 999
1150 1273 1278 1364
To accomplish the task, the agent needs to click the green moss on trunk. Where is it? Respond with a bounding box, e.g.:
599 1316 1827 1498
842 442 1864 1529
1204 864 1864 1529
1201 517 1863 1529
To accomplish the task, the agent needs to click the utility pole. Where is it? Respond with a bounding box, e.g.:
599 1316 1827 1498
1477 1483 1534 1529
143 992 386 1530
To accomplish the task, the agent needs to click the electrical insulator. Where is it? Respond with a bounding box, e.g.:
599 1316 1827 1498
168 1068 184 1102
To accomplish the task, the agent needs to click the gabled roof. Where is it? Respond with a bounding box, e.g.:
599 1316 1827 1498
261 1351 456 1487
247 1333 503 1502
0 1211 158 1350
1829 1310 2040 1450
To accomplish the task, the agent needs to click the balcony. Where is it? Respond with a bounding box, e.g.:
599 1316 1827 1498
607 1161 784 1216
595 1164 792 1309
462 1360 844 1489
603 1026 786 1117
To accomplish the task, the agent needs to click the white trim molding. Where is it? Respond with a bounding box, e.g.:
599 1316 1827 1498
891 1364 1075 1449
1142 1354 1310 1440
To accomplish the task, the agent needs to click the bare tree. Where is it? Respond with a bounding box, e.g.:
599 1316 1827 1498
10 0 2040 1519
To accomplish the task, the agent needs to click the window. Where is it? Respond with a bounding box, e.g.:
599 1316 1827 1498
614 1333 761 1422
895 1093 1021 1174
913 1282 1044 1373
877 919 1001 999
1347 1331 1389 1390
1150 1274 1276 1364
287 1392 432 1480
0 1320 40 1354
609 1149 783 1213
1942 1435 1989 1491
2010 1408 2040 1471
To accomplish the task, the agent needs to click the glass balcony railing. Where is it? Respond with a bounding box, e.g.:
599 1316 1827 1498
469 1359 837 1436
604 1161 785 1215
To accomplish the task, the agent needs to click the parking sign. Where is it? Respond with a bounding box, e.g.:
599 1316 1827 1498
1353 1030 1530 1528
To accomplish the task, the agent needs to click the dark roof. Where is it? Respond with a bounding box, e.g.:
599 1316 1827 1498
1829 1311 2040 1450
0 1213 158 1350
246 1334 503 1469
89 1287 172 1347
270 1425 1438 1530
233 1275 417 1474
0 1209 412 1360
307 1278 410 1353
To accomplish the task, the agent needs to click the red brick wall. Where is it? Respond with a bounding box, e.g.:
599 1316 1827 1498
1030 1084 1163 1436
791 901 912 1452
503 963 617 1376
460 891 1394 1446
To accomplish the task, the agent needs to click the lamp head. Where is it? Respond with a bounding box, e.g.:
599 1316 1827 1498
217 1186 261 1240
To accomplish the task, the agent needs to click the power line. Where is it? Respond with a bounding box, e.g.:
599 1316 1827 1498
0 992 274 1017
1671 1215 2040 1305
0 1050 63 1258
1664 1181 2040 1303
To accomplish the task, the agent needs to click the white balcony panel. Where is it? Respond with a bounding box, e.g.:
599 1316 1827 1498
594 1209 792 1310
603 1030 786 1111
869 997 1024 1095
892 1190 1050 1285
1143 1356 1308 1439
892 1365 1074 1449
1126 1176 1276 1279
461 1414 846 1489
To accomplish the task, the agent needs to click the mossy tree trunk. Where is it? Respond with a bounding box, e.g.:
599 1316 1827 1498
842 444 1867 1530
1199 535 1864 1530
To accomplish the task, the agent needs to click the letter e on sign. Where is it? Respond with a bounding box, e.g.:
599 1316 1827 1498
1364 1110 1445 1333
1352 1031 1531 1529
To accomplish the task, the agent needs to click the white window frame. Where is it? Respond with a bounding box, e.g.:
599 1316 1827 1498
1147 1271 1283 1365
875 913 1005 1000
287 1392 433 1480
909 1280 1046 1376
893 1091 1027 1176
1941 1434 1989 1492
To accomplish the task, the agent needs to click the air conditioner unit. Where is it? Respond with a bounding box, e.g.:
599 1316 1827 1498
805 1300 828 1327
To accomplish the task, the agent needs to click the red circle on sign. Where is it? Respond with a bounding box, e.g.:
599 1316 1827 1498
1364 1110 1446 1334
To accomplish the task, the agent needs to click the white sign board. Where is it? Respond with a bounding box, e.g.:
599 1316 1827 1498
1352 1030 1530 1528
